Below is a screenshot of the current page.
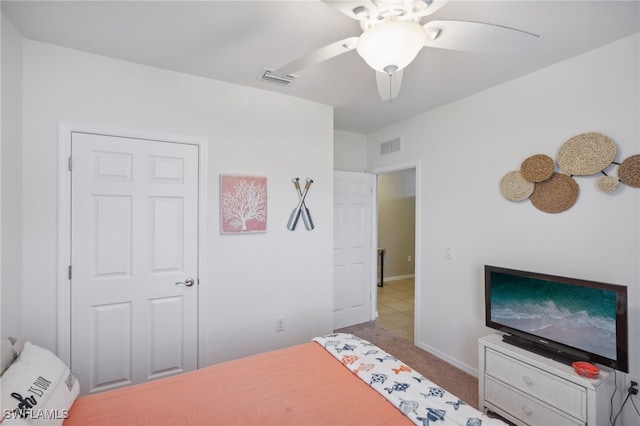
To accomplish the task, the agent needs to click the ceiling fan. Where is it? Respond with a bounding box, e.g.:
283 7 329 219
266 0 539 101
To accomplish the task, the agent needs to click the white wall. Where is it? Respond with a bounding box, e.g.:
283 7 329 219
1 12 23 337
334 129 367 172
19 39 334 365
367 34 640 396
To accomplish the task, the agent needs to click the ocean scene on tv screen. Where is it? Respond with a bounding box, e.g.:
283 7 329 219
490 272 617 360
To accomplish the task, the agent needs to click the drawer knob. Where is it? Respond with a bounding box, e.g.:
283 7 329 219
522 405 532 416
523 376 533 385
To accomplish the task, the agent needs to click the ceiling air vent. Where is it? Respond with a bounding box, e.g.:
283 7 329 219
380 137 401 156
258 68 297 86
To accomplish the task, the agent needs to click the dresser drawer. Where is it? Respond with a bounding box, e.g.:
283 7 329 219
485 348 586 420
485 376 584 426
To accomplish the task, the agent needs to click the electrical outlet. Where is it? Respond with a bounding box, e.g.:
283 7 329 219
407 255 412 262
629 379 639 395
276 317 285 332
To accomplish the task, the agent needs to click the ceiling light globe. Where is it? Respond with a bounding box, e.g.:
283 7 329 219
356 21 426 74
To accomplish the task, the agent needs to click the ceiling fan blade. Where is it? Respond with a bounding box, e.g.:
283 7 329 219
376 70 403 101
423 20 539 54
271 37 359 77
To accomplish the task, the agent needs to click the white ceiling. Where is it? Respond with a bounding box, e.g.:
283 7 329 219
3 1 639 134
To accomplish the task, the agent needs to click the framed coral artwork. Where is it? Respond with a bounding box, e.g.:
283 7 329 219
220 174 267 234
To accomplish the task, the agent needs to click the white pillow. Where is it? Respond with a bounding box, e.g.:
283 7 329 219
0 342 79 425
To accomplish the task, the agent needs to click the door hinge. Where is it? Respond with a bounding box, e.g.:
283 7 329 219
68 265 72 280
68 156 72 171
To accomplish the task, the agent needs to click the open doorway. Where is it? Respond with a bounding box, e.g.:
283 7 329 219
375 167 416 341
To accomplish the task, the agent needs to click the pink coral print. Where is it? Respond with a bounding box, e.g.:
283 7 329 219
220 175 267 233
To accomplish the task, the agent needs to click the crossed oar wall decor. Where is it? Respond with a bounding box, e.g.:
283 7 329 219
287 178 314 231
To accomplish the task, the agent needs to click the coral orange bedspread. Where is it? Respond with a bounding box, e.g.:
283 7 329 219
63 341 411 426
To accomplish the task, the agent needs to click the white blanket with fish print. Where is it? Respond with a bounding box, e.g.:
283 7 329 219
313 333 506 426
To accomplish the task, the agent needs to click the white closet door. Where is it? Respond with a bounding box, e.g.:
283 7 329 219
71 132 199 395
333 171 375 329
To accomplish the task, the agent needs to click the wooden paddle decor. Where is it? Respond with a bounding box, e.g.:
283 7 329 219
287 178 314 231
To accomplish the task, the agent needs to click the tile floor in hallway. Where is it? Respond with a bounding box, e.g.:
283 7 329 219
376 277 415 341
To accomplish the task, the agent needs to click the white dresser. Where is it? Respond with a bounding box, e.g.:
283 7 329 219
478 334 619 426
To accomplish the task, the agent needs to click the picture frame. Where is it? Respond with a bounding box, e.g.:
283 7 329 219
220 174 267 234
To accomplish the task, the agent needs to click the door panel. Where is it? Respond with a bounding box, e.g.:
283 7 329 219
95 195 132 277
149 197 184 272
333 171 375 329
149 296 184 378
71 132 198 395
91 302 132 391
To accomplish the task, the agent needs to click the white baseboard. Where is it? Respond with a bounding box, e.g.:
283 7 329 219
415 339 478 378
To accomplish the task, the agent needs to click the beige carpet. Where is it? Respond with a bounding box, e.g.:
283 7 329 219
335 321 479 409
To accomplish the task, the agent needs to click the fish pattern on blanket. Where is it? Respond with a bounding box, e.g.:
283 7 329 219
313 333 506 426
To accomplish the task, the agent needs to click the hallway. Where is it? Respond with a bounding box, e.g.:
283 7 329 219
375 277 414 341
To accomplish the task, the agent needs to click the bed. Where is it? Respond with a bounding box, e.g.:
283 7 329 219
1 333 506 425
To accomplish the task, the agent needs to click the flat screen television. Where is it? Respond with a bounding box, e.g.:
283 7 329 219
485 265 629 373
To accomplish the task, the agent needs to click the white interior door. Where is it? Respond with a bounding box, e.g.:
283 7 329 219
71 132 199 395
333 171 375 329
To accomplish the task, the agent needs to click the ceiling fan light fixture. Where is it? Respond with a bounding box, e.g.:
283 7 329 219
356 21 426 74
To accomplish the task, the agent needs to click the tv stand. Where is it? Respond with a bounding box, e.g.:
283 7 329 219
479 334 619 426
500 334 588 367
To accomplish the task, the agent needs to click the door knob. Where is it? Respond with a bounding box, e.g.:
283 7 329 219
175 278 195 287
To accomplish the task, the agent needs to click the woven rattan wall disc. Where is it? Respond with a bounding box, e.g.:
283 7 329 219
520 154 555 182
529 173 579 213
618 154 640 187
596 175 619 192
500 171 535 201
556 132 616 176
